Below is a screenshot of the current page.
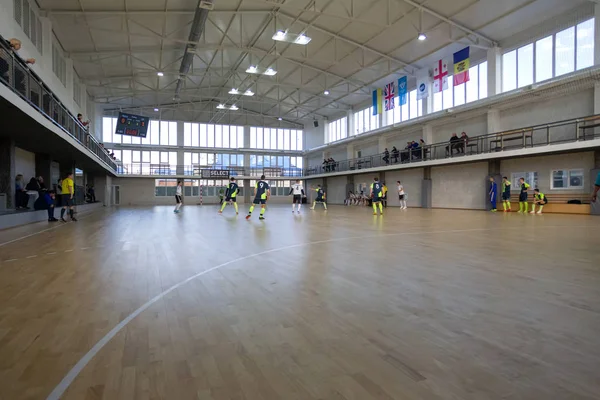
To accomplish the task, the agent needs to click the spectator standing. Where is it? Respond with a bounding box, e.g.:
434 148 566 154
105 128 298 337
391 146 399 163
60 172 77 222
382 148 390 165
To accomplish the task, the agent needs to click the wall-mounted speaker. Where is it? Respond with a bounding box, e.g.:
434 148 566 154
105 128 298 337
313 120 319 128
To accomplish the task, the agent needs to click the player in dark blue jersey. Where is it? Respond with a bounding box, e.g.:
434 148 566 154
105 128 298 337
219 177 239 215
370 177 384 216
310 185 327 210
246 175 270 220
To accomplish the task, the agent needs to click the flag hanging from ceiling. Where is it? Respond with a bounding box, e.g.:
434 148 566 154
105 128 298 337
432 58 449 93
416 71 429 100
384 82 396 111
398 76 407 106
453 47 470 86
372 88 383 115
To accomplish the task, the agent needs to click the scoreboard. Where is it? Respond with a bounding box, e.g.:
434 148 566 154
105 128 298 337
115 112 150 138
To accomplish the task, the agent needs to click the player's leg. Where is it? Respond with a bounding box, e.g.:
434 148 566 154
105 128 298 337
378 200 383 214
491 193 497 212
537 204 544 214
530 202 537 214
372 200 377 215
233 200 239 214
523 201 528 213
259 203 266 219
70 204 77 221
323 201 327 210
297 198 302 213
246 201 256 219
311 201 316 210
219 200 227 213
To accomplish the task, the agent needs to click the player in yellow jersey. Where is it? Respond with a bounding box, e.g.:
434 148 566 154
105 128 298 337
60 172 77 222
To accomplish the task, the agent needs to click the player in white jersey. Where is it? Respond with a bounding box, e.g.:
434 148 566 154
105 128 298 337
397 180 407 209
174 181 183 213
288 179 305 213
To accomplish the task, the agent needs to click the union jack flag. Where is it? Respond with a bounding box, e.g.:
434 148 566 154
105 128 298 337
384 82 395 111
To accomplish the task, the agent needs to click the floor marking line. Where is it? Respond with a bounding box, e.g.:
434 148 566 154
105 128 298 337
26 255 38 259
45 224 598 400
4 259 17 262
64 250 73 253
0 211 98 248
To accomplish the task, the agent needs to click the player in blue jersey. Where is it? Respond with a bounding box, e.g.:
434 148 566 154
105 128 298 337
310 185 327 210
489 176 498 212
219 177 239 215
246 175 270 220
370 177 384 216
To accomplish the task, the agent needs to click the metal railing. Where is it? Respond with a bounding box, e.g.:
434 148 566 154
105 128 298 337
0 38 117 171
305 114 600 176
116 164 304 178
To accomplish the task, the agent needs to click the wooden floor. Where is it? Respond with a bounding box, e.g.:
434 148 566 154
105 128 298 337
1 205 600 400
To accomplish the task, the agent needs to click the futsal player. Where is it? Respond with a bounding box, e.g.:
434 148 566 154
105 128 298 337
289 179 305 214
246 175 270 220
530 189 547 214
60 172 77 222
219 177 239 215
518 177 530 213
310 185 327 210
370 177 384 216
501 177 512 212
397 181 407 209
174 181 183 213
489 176 498 212
382 182 388 208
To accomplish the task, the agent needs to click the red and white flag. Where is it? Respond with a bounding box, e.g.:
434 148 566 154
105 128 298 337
432 58 450 93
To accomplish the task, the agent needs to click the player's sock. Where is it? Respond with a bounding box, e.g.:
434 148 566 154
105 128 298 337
260 207 266 217
298 204 302 212
61 208 65 219
372 203 377 214
69 209 74 219
378 202 383 213
311 201 316 209
220 202 227 212
234 203 238 213
248 205 255 214
323 203 327 210
518 202 523 212
292 204 295 212
502 202 507 211
524 202 529 213
538 206 544 214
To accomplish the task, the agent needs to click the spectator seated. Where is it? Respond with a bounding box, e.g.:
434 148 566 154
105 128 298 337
509 192 591 214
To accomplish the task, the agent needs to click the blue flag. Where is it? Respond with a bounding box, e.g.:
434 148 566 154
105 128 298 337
398 76 407 106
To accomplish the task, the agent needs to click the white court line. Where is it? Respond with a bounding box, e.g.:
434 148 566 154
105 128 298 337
45 224 599 400
0 211 98 248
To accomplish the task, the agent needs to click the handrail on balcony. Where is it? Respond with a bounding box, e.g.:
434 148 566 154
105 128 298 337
0 36 117 171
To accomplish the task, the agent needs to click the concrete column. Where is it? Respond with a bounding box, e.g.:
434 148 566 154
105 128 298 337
0 139 16 209
487 46 502 96
40 17 53 70
176 121 185 174
422 124 433 145
487 109 501 134
66 58 74 107
243 125 250 148
35 153 52 187
346 110 355 137
346 143 354 159
422 166 432 209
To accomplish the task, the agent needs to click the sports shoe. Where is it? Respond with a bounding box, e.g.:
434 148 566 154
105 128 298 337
373 213 377 215
259 216 265 220
218 211 223 214
60 218 67 222
536 211 543 214
310 207 315 210
236 212 239 215
297 211 300 214
246 215 251 220
491 209 497 212
71 217 78 221
529 211 535 214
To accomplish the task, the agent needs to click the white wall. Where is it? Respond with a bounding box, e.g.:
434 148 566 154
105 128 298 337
0 0 85 118
385 168 424 208
432 162 489 209
501 152 595 193
15 147 35 179
431 114 488 143
304 121 325 150
357 141 379 157
325 176 348 204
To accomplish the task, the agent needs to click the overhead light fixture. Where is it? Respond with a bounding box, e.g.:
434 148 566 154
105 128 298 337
217 104 226 109
417 33 427 41
217 103 238 110
243 89 254 97
323 90 330 95
278 117 282 121
272 30 312 45
230 104 239 111
154 108 159 112
228 88 240 95
157 71 164 76
246 65 277 76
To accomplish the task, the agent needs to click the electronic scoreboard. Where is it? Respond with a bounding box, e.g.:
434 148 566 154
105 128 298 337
115 112 150 138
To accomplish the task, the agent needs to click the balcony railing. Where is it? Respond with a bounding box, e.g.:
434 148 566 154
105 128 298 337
116 164 304 178
0 38 117 171
305 114 600 176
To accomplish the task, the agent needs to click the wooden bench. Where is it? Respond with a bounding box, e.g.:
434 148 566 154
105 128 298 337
490 129 533 151
509 193 591 214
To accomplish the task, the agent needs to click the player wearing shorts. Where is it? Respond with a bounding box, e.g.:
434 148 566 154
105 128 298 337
219 177 239 215
518 178 530 213
530 189 547 214
310 185 327 210
174 181 183 213
489 177 498 212
397 181 407 209
289 179 305 214
60 172 77 222
370 177 384 216
246 175 270 220
501 177 512 212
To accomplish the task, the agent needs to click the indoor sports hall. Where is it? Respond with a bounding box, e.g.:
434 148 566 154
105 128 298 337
1 0 600 399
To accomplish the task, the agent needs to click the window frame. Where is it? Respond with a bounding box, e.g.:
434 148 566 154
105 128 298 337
550 169 585 190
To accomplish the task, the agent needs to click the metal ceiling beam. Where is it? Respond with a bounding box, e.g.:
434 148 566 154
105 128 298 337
397 0 496 46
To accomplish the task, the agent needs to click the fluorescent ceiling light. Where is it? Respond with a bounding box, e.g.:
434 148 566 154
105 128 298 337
264 67 277 76
230 105 239 111
417 33 427 41
273 30 311 45
246 65 258 74
157 71 164 76
217 104 226 109
243 90 254 96
153 108 159 112
228 88 239 95
323 90 330 95
278 117 282 121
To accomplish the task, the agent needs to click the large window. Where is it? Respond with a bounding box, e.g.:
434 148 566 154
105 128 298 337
354 106 380 134
249 127 303 150
503 18 595 93
551 169 584 190
327 117 348 143
511 172 539 192
385 89 423 125
184 123 244 148
103 117 173 145
14 0 43 54
184 152 244 172
249 155 303 171
433 62 488 112
155 179 178 196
